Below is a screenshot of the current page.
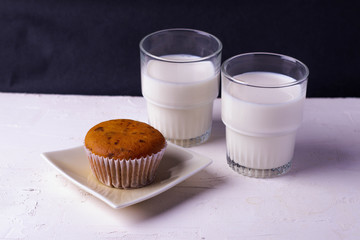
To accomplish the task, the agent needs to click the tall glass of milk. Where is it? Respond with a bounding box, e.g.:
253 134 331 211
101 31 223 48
140 29 222 147
221 52 309 177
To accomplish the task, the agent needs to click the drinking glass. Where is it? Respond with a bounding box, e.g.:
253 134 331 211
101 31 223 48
221 52 309 177
140 29 222 147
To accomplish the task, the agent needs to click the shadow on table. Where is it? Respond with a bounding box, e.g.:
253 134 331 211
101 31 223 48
289 137 356 177
114 168 226 223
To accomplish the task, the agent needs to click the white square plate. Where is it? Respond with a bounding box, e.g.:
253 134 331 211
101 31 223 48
41 143 212 208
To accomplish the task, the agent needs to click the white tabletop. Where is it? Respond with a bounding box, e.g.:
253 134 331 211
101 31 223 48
1 93 359 240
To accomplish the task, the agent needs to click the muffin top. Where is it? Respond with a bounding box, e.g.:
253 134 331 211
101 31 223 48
85 119 166 159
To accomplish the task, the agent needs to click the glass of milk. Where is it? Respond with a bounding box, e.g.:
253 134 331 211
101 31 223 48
221 52 309 177
140 29 222 147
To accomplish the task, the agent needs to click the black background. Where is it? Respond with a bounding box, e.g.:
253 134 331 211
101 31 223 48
0 0 359 97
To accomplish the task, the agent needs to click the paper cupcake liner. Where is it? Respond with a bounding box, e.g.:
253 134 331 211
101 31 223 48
85 145 166 189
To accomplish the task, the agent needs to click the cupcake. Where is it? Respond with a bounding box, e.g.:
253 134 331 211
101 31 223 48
84 119 166 189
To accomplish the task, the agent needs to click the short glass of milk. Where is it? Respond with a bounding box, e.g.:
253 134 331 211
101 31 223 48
221 52 309 177
140 29 222 147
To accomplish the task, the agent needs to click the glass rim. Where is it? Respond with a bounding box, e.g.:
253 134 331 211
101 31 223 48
139 28 223 63
221 52 309 88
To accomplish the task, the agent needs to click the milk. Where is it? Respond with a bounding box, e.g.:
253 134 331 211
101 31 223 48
142 54 219 143
222 71 306 170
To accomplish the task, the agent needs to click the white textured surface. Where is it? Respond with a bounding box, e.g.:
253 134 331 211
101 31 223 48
0 92 360 240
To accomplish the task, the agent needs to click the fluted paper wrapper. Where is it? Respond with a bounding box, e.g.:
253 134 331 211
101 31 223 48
85 145 166 189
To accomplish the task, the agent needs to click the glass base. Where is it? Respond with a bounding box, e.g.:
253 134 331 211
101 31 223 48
167 128 211 148
227 155 291 178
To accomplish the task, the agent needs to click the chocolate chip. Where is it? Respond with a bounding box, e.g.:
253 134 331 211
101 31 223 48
107 153 114 158
139 139 145 143
94 127 104 132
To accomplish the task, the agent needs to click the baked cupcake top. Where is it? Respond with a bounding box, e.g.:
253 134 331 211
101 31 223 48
85 119 166 160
